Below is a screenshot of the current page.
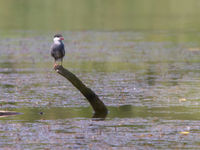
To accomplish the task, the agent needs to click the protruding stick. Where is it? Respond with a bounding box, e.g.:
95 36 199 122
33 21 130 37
54 65 108 118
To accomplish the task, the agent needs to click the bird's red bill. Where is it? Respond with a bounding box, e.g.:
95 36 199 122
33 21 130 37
60 37 64 40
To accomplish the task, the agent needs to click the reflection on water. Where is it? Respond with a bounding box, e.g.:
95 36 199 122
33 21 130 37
1 31 200 149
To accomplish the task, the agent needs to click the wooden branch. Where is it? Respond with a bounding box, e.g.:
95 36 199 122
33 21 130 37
0 111 21 117
54 65 108 118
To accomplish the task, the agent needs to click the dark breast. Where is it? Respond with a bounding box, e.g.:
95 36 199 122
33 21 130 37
51 43 65 60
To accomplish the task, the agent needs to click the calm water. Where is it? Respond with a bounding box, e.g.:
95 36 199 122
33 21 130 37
0 31 200 149
1 0 200 149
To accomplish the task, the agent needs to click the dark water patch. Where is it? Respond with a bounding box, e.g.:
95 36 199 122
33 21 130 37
0 84 15 88
0 105 199 121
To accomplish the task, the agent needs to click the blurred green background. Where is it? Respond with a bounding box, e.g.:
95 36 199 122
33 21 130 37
1 0 200 32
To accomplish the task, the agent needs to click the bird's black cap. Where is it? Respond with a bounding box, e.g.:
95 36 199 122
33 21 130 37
54 34 63 38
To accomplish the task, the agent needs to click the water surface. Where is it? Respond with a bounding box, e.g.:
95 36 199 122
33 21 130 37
1 0 200 149
0 31 200 149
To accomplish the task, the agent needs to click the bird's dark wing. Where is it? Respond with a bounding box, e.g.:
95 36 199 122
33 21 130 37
61 43 65 56
51 43 65 60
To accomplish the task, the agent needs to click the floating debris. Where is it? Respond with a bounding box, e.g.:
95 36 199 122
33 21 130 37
179 131 190 135
188 48 200 52
179 98 187 102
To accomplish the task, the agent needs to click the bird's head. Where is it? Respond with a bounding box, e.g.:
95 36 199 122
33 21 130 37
53 34 64 44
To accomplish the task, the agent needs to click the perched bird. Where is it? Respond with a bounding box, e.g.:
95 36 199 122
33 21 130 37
51 34 65 67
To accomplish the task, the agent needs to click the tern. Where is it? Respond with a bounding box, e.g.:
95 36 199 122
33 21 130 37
51 34 65 67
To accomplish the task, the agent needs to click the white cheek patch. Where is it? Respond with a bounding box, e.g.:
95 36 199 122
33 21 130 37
53 37 60 44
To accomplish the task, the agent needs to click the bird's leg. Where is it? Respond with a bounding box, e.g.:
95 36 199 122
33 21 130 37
54 60 58 68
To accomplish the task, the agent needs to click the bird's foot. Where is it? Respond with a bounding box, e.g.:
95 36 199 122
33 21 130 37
54 64 59 68
53 64 62 70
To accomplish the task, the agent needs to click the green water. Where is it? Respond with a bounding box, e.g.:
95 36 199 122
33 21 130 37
1 0 200 149
1 0 200 32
